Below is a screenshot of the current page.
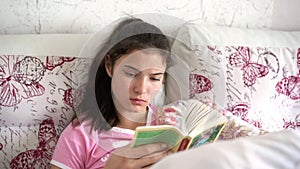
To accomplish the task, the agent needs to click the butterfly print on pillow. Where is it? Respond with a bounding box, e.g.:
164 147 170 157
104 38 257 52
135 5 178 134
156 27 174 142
276 76 300 100
229 47 269 87
10 118 58 169
276 48 300 100
228 103 262 128
283 117 300 129
228 103 250 120
63 83 86 111
63 87 74 109
46 56 75 70
189 73 213 98
0 55 45 107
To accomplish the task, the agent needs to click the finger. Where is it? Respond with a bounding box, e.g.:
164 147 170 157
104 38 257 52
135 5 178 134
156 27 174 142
134 143 169 158
138 150 169 168
164 106 183 116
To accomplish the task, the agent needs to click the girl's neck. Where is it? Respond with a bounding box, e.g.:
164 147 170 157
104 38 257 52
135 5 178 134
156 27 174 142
117 110 148 130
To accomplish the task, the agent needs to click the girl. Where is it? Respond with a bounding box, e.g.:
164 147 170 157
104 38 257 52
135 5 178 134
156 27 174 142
50 18 173 169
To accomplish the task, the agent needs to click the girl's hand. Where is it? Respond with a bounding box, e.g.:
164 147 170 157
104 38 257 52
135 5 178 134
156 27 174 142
103 143 172 169
156 106 183 128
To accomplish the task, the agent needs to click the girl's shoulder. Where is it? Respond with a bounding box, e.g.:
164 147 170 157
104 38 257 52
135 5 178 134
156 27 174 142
60 119 134 145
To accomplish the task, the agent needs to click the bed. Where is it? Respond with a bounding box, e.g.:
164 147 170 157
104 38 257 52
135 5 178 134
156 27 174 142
0 15 299 168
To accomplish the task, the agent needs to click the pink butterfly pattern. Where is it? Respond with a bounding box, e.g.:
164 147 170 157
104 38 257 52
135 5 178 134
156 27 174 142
228 103 250 120
46 56 75 70
276 76 300 100
189 73 213 98
63 84 86 112
283 113 300 129
228 103 262 128
275 48 300 100
10 118 58 169
63 87 74 109
229 47 269 87
0 55 46 107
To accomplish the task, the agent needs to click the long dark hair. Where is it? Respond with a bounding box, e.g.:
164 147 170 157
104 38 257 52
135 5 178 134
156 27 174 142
76 18 171 131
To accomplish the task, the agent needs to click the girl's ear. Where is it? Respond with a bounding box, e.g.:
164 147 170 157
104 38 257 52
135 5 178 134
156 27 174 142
105 55 113 77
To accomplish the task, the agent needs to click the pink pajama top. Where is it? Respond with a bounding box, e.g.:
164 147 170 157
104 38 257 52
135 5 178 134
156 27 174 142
51 106 157 169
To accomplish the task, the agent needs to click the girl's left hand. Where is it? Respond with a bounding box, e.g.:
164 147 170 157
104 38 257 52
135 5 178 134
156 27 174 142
156 106 183 128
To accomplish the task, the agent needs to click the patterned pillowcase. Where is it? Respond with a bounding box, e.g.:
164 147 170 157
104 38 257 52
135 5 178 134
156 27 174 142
188 46 300 132
168 23 300 132
0 55 91 168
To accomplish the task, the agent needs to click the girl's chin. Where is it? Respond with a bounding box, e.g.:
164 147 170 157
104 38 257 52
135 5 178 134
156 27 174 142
115 104 147 113
129 108 148 114
130 103 148 111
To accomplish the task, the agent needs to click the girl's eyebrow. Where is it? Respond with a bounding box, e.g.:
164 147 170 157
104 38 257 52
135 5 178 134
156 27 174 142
124 65 165 75
124 65 140 72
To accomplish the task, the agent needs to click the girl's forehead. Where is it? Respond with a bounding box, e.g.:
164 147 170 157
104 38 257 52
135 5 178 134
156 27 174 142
117 49 167 70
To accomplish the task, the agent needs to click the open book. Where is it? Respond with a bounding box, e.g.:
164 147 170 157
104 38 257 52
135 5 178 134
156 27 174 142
131 100 228 152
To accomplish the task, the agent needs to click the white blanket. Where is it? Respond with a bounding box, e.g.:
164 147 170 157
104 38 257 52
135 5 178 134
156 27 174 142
151 130 300 169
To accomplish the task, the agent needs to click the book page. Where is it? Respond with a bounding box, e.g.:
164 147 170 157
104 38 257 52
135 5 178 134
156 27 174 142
182 100 227 136
131 125 184 148
184 101 211 132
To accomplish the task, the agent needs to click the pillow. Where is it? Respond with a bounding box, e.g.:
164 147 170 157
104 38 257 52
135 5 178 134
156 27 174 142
168 23 300 132
0 34 91 168
0 55 92 168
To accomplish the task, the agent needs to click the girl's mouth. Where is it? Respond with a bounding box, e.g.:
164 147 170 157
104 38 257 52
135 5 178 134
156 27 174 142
130 98 146 105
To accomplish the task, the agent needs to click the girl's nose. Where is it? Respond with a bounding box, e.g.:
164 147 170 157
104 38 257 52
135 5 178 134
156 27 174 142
133 77 147 94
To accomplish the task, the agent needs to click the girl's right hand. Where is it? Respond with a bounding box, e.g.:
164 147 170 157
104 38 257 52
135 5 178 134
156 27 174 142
103 143 172 169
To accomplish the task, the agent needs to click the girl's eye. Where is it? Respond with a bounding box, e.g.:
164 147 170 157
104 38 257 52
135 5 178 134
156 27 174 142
150 77 161 81
125 72 136 77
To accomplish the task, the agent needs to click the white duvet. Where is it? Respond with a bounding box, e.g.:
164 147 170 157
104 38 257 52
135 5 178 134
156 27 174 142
151 130 300 169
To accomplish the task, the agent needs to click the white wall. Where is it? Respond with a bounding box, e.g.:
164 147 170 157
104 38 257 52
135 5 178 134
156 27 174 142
272 0 300 31
0 0 299 34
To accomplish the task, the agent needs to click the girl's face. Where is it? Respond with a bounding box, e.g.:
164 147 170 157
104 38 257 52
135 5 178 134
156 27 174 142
106 48 166 117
